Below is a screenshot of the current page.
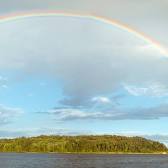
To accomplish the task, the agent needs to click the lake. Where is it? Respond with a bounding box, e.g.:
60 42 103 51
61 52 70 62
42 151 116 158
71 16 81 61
0 153 168 168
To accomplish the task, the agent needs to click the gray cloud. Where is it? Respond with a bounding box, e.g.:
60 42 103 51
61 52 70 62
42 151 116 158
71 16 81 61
41 103 168 121
0 16 168 108
114 104 168 120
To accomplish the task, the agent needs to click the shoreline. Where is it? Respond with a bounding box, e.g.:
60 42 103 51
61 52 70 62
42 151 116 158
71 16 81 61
0 152 167 155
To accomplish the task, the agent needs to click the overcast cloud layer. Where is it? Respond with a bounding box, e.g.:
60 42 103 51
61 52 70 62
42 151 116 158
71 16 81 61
0 17 167 106
0 0 168 47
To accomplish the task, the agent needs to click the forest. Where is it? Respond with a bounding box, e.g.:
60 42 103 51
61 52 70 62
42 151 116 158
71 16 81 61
0 135 167 153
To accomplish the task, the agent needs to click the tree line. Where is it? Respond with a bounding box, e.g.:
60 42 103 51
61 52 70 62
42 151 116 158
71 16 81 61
0 135 167 153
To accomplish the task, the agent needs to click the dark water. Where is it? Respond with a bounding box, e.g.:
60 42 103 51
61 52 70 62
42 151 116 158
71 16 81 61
0 153 168 168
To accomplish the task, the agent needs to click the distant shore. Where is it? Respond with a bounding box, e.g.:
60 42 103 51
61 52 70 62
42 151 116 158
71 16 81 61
0 135 167 154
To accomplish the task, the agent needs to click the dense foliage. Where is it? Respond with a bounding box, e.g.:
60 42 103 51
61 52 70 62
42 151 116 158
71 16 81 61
0 135 167 153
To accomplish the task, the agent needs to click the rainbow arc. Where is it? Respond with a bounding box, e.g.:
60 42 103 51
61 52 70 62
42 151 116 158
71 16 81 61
0 11 167 56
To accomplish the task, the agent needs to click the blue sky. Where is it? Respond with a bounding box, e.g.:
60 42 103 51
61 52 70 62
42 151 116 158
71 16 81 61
0 0 168 145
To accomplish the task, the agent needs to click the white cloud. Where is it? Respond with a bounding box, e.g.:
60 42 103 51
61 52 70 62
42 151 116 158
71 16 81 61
40 82 46 86
91 96 111 103
0 76 8 89
47 108 103 121
0 76 7 81
0 104 23 124
1 84 8 89
27 93 33 97
124 83 168 97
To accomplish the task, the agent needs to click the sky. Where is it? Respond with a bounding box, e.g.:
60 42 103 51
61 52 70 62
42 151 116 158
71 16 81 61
0 0 168 145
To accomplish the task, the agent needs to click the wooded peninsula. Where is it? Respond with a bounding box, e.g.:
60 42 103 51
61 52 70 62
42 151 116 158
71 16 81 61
0 135 167 154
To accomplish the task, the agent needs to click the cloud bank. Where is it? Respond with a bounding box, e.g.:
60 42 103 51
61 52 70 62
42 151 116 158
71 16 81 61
0 16 167 105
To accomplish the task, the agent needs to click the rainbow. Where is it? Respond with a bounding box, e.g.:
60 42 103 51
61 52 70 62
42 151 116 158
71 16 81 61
0 10 167 56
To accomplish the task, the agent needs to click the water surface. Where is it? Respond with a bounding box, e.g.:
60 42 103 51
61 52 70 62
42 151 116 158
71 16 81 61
0 153 168 168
